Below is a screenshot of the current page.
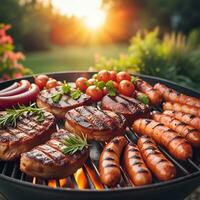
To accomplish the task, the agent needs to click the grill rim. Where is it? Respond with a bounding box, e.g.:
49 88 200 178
0 71 200 194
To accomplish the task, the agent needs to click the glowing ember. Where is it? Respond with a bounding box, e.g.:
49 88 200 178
74 168 89 189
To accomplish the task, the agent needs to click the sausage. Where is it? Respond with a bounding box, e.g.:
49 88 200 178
132 119 193 160
0 80 30 97
163 110 200 130
152 113 200 147
135 79 162 105
123 143 152 186
0 84 40 110
154 83 200 108
0 82 19 93
99 136 127 187
137 136 176 181
163 102 200 118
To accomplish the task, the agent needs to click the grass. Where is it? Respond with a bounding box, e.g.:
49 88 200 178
23 44 128 74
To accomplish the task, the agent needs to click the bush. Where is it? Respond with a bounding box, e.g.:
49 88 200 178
94 28 200 90
0 24 32 81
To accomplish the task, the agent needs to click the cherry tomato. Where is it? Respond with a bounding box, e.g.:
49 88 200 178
97 70 111 83
112 81 119 90
118 80 135 96
109 71 117 81
75 77 88 91
34 74 49 90
103 87 108 96
116 71 131 83
86 85 103 102
46 79 58 89
87 78 96 86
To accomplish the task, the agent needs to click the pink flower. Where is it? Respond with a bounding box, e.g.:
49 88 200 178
13 72 23 78
0 35 13 44
13 63 24 70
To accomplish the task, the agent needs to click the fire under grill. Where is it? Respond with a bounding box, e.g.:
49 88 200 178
0 72 200 200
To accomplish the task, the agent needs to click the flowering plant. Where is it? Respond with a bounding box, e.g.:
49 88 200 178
0 24 31 82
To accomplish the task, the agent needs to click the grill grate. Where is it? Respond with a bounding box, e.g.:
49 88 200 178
0 127 200 191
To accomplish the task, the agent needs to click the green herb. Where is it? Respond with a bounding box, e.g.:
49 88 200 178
136 94 149 105
71 88 82 100
106 80 117 96
0 104 45 129
131 76 139 84
62 134 89 155
51 93 62 103
95 81 105 90
62 81 71 94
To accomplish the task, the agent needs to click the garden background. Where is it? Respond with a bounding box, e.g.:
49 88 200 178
0 0 200 91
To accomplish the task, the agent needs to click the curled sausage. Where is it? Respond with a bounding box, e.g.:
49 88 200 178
0 80 30 97
0 84 40 110
163 110 200 130
0 82 19 93
154 83 200 108
152 113 200 147
123 143 152 186
163 102 200 118
135 79 162 105
132 118 193 160
137 136 176 181
99 136 127 187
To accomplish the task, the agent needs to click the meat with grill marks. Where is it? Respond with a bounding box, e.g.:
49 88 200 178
101 94 150 125
123 143 152 186
37 86 91 118
20 129 89 179
65 106 126 141
99 136 128 187
132 118 193 160
0 111 56 161
137 136 176 181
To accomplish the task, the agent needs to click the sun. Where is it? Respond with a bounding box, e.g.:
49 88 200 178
51 0 106 30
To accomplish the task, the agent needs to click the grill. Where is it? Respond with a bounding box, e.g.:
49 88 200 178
0 72 200 200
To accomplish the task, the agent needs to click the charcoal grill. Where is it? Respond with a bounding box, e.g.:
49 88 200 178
0 71 199 200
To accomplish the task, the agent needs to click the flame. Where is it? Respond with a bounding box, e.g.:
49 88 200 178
74 168 89 189
84 163 104 190
48 180 57 188
32 177 36 184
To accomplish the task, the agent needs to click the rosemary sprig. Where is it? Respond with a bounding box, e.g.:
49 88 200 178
62 134 89 155
0 103 45 129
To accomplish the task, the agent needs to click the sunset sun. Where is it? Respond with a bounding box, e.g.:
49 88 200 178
52 0 106 30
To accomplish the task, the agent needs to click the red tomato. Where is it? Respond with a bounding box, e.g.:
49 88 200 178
118 80 135 96
87 78 96 86
75 77 88 91
116 71 131 83
103 87 108 96
97 70 111 83
86 85 103 102
46 79 58 89
35 74 49 90
109 71 117 81
112 81 119 90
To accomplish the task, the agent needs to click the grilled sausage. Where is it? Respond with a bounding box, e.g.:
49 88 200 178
138 136 176 181
135 79 162 105
154 83 200 108
163 102 200 118
152 113 200 147
163 110 200 130
99 136 128 187
0 82 19 93
123 143 152 186
132 119 193 160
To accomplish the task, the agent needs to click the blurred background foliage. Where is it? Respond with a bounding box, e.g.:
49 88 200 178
0 0 200 90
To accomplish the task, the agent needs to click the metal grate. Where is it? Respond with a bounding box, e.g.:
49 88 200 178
0 124 200 191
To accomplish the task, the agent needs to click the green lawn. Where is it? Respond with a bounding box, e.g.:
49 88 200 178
23 44 128 74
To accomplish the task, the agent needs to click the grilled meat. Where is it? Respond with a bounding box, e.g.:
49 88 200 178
101 94 150 125
65 106 126 141
0 111 56 161
37 86 91 118
20 129 89 179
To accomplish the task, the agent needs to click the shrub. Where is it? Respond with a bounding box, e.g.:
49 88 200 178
0 24 32 81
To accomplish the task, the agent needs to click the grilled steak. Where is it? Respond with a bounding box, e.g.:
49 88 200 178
65 106 126 141
0 111 56 161
20 129 89 179
37 86 91 118
101 94 150 125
